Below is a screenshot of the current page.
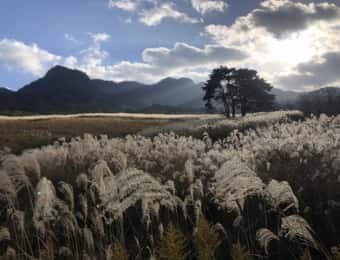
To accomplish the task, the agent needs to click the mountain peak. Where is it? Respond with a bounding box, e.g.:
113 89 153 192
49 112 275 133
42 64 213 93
45 65 90 81
1 66 204 113
0 87 13 94
157 77 194 85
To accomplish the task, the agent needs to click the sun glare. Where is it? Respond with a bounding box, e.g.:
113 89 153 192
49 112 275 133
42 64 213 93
267 30 315 66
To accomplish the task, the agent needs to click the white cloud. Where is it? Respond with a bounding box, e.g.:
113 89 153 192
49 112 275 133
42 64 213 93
278 51 340 90
60 33 246 83
88 32 110 43
191 0 227 14
252 0 340 38
64 33 81 44
124 17 132 23
0 38 62 76
78 33 111 69
0 38 80 78
108 0 138 12
108 0 201 26
139 3 200 26
142 42 246 68
205 0 340 90
64 56 78 68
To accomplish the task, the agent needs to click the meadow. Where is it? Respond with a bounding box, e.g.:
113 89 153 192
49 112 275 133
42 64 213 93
0 111 339 260
0 113 219 154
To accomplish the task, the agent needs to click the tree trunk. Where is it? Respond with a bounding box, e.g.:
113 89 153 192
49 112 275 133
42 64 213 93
231 99 236 118
223 99 230 118
241 98 247 116
225 105 230 118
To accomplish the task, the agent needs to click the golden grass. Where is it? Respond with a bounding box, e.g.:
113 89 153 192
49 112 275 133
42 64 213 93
0 116 177 153
0 113 221 121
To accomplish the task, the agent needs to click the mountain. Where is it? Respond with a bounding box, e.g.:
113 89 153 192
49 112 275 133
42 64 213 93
297 86 340 115
0 66 205 113
0 87 13 95
3 65 333 114
0 87 15 111
306 86 340 96
270 88 301 105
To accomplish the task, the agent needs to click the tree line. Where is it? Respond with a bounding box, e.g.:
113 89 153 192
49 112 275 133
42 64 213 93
297 87 340 116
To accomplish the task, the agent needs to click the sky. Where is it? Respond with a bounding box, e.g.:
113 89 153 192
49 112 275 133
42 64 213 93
0 0 340 91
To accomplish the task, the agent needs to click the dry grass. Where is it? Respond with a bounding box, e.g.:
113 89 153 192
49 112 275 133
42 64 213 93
0 116 175 153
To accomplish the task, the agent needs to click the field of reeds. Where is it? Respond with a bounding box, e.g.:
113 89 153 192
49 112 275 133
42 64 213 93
0 111 340 259
0 113 213 154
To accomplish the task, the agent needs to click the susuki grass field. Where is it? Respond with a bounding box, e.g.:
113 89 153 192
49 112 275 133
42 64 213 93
1 111 340 260
0 113 221 153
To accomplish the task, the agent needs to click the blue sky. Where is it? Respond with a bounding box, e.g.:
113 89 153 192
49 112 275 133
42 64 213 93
0 0 340 91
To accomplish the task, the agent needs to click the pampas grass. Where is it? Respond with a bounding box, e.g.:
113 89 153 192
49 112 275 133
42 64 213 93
0 112 339 259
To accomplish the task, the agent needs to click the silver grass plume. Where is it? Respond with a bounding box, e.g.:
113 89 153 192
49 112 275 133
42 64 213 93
280 215 317 248
91 166 179 224
58 246 73 259
107 168 179 221
108 150 128 174
192 179 203 200
2 155 30 191
33 177 57 237
89 160 115 204
89 208 105 240
20 153 41 185
165 180 176 195
185 158 194 184
1 246 16 260
266 180 299 214
82 227 95 254
31 145 68 178
0 171 16 209
76 173 89 192
81 253 93 260
9 210 25 236
256 228 279 255
0 226 10 243
211 158 265 214
57 181 74 211
79 194 89 224
54 199 78 241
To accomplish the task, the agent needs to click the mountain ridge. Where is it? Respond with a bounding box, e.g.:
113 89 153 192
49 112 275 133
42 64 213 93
0 66 205 113
1 65 339 114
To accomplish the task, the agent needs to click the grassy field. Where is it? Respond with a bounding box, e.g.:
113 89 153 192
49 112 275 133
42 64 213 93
1 111 340 259
0 115 182 153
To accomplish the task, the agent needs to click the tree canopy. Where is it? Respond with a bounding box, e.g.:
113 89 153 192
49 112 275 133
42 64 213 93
202 66 274 117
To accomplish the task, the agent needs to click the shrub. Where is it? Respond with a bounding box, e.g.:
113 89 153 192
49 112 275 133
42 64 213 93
230 241 252 260
157 224 188 260
106 242 129 260
193 216 220 260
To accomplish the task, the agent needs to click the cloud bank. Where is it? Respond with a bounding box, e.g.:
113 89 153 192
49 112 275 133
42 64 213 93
2 0 340 91
205 0 340 90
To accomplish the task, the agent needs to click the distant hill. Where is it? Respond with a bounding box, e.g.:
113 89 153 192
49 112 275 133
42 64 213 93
305 86 340 96
270 88 301 105
297 86 340 115
1 65 338 114
0 66 205 114
0 87 13 95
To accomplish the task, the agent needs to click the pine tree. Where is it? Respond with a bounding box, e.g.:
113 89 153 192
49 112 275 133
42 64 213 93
202 66 274 116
